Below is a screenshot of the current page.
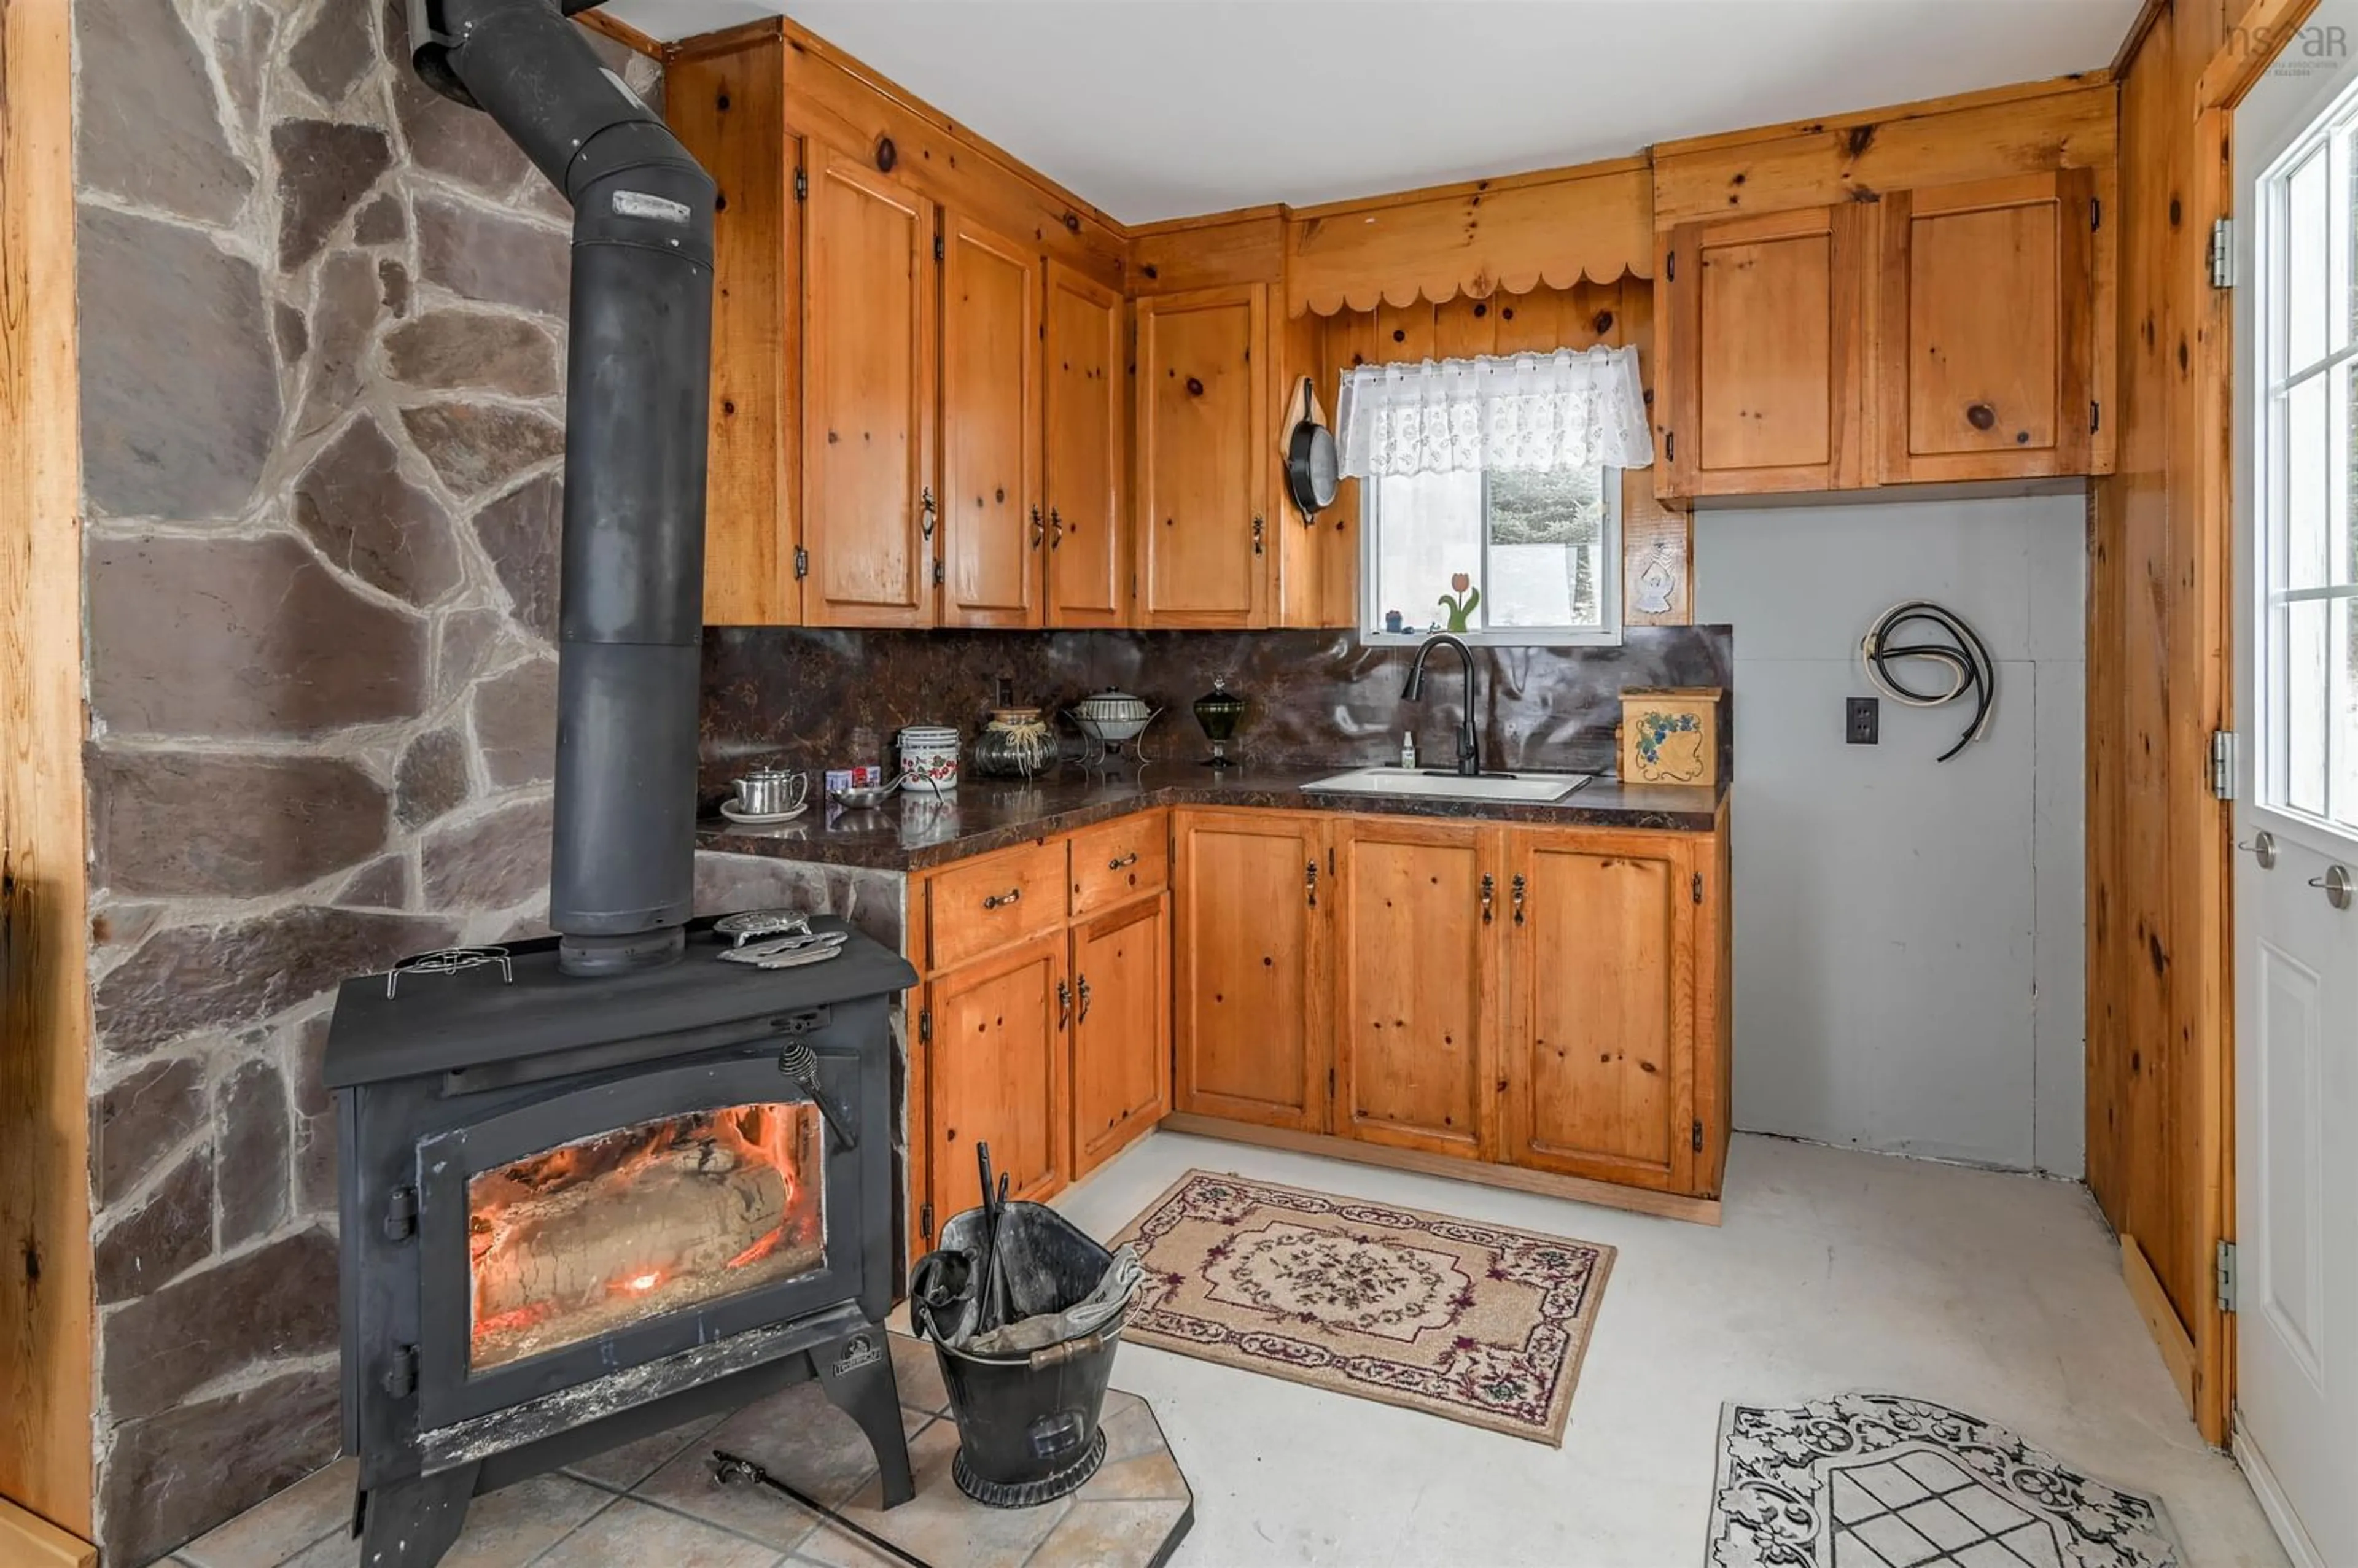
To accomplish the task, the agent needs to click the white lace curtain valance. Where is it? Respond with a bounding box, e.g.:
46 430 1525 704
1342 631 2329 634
1334 346 1654 479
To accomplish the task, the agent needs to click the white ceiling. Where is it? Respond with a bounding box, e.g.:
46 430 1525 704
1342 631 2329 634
605 0 2141 224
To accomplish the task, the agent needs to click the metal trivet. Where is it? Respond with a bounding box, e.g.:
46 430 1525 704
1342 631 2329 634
385 945 513 998
713 908 814 947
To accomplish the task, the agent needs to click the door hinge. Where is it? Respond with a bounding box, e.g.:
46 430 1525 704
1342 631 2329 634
2209 216 2235 289
1692 872 1705 904
2210 729 2238 801
382 1185 418 1242
919 1200 935 1243
2216 1238 2238 1313
932 558 945 588
793 166 807 202
793 545 809 580
1692 1119 1704 1154
917 1007 932 1044
934 233 945 263
382 1344 418 1399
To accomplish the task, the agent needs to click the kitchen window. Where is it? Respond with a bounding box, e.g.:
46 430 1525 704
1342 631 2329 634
1334 346 1651 648
1361 464 1620 645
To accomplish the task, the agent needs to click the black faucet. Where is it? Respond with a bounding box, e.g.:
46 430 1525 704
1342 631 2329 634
1401 634 1482 776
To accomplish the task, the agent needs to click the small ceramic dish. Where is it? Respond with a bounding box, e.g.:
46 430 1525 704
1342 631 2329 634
719 799 811 826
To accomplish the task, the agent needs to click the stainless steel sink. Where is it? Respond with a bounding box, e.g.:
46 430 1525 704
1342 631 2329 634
1301 767 1597 804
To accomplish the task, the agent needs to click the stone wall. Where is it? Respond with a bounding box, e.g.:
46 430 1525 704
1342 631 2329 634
72 3 658 1559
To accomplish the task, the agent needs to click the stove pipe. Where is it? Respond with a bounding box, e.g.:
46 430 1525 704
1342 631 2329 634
408 0 714 975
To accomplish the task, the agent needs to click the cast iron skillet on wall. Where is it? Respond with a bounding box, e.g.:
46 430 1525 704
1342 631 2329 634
1285 376 1339 523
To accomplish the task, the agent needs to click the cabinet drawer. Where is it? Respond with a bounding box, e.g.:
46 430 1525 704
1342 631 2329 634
1067 812 1169 917
927 839 1067 972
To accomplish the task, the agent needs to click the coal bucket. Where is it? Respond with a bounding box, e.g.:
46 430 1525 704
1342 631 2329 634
914 1201 1127 1507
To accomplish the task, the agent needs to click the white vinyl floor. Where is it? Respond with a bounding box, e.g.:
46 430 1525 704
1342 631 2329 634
1052 1131 2288 1568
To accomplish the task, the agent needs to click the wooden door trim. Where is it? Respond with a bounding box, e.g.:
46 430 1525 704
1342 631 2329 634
1877 169 2096 484
801 145 937 627
1043 260 1128 628
938 209 1043 629
1331 818 1501 1161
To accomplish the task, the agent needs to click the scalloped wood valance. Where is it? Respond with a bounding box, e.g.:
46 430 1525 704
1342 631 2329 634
1286 157 1653 317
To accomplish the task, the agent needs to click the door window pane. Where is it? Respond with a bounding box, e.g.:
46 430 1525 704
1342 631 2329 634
2290 147 2331 370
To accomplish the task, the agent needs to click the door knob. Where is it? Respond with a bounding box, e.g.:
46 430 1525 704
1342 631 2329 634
2238 831 2278 869
2309 864 2352 910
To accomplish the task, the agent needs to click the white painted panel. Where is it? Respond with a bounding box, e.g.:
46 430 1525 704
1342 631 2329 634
2258 944 2325 1383
1698 492 2085 1173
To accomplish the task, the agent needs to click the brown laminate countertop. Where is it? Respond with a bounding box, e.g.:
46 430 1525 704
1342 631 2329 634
697 763 1728 872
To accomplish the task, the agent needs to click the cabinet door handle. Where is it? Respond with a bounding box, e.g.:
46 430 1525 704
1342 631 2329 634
1057 977 1072 1028
1049 506 1064 548
1305 860 1318 909
1076 975 1092 1023
1511 873 1527 926
1253 515 1266 556
982 887 1022 910
1030 505 1045 549
1108 850 1139 871
1481 872 1495 924
919 486 937 540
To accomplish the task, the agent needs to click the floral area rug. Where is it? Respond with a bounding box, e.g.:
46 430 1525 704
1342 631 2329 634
1105 1169 1613 1445
1708 1394 2183 1568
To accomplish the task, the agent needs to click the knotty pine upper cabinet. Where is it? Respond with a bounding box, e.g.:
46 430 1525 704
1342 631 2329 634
1332 820 1501 1162
1504 828 1698 1193
939 212 1042 627
1877 171 2099 484
1660 204 1872 497
1137 285 1270 627
1172 807 1328 1129
1043 262 1127 627
804 147 938 627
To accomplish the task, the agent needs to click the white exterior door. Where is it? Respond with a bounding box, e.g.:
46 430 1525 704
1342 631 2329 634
2235 47 2358 1568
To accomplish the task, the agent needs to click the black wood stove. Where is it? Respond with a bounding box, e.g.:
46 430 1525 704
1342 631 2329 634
325 922 916 1565
320 4 920 1561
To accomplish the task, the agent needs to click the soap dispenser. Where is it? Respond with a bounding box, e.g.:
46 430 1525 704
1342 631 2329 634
1400 731 1418 770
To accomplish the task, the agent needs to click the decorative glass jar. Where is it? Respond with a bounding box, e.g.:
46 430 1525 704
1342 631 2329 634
971 707 1055 778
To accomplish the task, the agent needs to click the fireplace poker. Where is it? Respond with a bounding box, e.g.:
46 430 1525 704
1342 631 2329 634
711 1450 937 1568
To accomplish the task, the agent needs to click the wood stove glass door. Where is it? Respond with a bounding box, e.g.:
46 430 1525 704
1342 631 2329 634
414 1054 860 1427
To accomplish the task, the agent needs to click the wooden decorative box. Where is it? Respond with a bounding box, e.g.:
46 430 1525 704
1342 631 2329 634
1619 687 1722 787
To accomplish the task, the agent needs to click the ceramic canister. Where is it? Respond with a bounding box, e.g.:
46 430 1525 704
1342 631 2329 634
898 725 961 792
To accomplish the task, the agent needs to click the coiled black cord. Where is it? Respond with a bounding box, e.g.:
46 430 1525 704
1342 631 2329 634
1860 600 1995 763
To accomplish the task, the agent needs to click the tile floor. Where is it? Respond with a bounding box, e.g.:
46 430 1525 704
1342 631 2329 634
174 1130 2287 1567
174 1341 1187 1568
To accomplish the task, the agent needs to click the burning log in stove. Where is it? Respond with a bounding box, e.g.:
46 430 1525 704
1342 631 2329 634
467 1103 827 1370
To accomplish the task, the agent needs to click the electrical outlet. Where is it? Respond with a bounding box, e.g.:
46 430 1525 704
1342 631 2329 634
1846 696 1880 745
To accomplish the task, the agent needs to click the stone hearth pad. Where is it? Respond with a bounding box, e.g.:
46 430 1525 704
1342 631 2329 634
174 1332 1191 1568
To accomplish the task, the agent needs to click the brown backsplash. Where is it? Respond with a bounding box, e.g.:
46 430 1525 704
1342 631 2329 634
700 626 1733 801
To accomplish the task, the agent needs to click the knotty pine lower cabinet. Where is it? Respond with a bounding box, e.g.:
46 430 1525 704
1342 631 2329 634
1331 819 1501 1161
1172 806 1728 1204
1170 808 1331 1131
922 932 1070 1235
1069 893 1171 1178
1503 827 1703 1193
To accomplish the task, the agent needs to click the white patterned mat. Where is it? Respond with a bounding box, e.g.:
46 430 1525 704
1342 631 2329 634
1707 1394 2182 1568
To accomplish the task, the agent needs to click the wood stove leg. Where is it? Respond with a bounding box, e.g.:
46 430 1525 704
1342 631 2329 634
813 1328 914 1508
356 1462 479 1568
